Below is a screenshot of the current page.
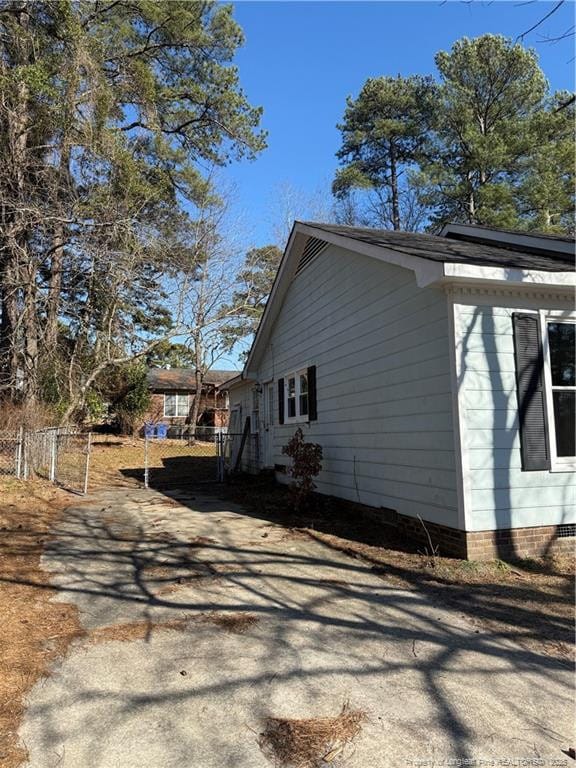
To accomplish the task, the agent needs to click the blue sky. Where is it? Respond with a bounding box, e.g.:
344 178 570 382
224 1 575 246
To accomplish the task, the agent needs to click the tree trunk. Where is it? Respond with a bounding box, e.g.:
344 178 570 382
45 223 65 353
21 259 38 404
0 262 20 398
389 140 401 231
1 6 35 402
188 366 203 445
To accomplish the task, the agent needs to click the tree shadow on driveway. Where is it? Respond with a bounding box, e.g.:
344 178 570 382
4 486 574 768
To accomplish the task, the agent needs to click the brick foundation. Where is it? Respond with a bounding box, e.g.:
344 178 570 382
395 513 575 561
465 525 575 560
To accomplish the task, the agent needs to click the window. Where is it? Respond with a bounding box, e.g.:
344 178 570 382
544 319 575 468
164 393 189 418
284 369 308 422
251 387 259 434
299 373 308 416
287 376 296 418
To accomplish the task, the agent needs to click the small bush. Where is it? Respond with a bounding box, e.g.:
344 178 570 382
282 428 323 510
111 363 151 435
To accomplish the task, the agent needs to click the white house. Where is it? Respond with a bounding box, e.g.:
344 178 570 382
225 222 575 559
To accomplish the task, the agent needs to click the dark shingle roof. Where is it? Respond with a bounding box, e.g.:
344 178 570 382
302 222 575 272
147 368 239 391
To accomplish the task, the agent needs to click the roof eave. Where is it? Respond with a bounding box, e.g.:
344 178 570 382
442 262 576 288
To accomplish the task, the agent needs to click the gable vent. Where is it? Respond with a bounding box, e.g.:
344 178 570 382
295 236 328 275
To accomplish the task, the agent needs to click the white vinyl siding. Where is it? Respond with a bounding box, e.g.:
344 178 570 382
454 296 576 531
255 244 458 528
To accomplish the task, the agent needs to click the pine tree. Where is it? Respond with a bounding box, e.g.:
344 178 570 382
420 35 548 229
333 75 437 231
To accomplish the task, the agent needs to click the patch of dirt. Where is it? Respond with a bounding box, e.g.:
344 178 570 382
258 703 366 768
87 612 259 643
0 479 84 768
154 561 221 594
89 618 190 644
223 476 575 662
201 612 259 634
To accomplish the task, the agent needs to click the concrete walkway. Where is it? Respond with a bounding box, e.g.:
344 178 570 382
19 488 573 768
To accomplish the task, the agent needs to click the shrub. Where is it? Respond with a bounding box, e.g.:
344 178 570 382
282 428 323 510
111 363 151 435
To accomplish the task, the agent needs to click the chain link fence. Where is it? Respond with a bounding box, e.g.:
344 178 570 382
0 427 91 494
0 429 24 479
143 427 224 489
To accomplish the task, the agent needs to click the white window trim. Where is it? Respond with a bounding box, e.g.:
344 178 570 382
283 368 309 424
540 310 576 472
163 392 190 418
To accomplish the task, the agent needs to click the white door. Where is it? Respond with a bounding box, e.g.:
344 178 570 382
262 383 275 467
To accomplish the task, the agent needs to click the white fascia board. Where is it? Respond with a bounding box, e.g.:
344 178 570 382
442 262 576 288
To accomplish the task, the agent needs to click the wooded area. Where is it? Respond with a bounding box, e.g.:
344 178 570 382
0 1 266 421
1 3 573 427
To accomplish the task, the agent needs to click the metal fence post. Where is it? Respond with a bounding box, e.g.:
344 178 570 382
144 436 149 489
15 426 24 479
49 428 57 482
216 432 221 482
83 432 92 495
23 430 29 480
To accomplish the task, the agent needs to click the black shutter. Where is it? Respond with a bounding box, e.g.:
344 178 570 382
278 378 284 424
307 365 317 421
512 313 550 471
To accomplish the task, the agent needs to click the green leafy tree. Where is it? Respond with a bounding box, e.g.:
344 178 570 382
0 1 266 414
333 75 438 230
147 342 196 370
420 35 549 229
517 93 575 233
226 245 283 340
110 363 151 436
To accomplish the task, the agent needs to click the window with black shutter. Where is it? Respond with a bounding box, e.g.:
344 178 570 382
278 367 318 423
512 313 550 471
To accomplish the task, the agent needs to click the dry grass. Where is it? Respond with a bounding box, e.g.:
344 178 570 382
201 612 259 634
88 436 149 489
258 703 367 768
0 479 84 768
88 434 217 490
89 618 190 644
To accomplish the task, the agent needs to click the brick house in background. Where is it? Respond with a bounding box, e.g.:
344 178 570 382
145 368 238 433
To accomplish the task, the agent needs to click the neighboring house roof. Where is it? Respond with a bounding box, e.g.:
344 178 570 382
303 222 574 272
147 368 239 391
234 221 575 381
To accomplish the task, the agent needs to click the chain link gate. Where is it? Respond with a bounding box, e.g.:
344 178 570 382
54 430 92 494
143 428 224 490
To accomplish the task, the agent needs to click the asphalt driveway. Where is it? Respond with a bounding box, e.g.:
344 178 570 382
19 487 573 767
